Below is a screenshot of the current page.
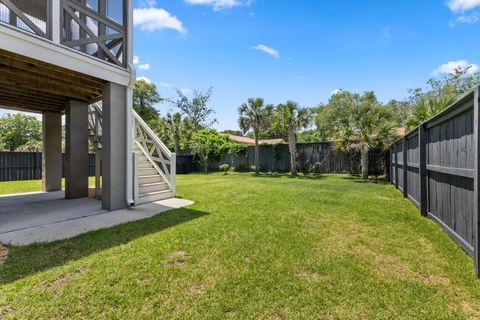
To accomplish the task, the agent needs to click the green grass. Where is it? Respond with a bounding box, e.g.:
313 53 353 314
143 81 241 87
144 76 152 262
0 177 97 195
1 173 480 319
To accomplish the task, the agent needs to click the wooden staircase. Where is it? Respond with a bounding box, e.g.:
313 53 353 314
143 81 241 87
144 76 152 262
88 102 176 205
133 143 174 205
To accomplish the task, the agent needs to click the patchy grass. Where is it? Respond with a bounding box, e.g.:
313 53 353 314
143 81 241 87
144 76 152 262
0 177 97 195
1 173 480 319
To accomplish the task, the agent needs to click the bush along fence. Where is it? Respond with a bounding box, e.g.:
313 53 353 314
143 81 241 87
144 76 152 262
178 142 385 175
0 153 96 182
388 86 480 276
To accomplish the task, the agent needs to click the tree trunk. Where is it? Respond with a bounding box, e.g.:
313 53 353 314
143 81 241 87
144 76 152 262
288 130 297 177
254 134 260 175
361 149 369 180
174 139 180 154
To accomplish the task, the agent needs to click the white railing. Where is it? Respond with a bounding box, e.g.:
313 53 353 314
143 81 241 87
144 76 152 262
132 110 176 196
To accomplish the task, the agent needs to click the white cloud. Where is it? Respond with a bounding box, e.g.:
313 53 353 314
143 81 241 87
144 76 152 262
252 44 280 58
448 0 480 12
134 8 186 34
432 60 480 75
138 63 150 70
449 13 480 26
185 0 252 11
382 26 392 41
160 82 173 88
180 88 192 94
137 76 153 84
133 56 140 65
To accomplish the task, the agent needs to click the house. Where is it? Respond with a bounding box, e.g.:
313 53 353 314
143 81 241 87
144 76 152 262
228 135 284 145
0 0 175 211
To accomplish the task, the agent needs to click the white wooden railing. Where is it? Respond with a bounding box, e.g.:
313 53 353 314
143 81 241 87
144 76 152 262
132 110 176 196
87 103 176 203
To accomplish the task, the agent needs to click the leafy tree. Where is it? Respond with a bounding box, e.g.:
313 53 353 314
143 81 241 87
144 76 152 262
171 88 216 132
189 129 237 173
406 67 480 129
333 91 397 180
274 101 312 177
0 113 42 151
315 90 360 141
221 129 243 136
238 98 273 174
297 129 322 143
133 79 163 123
17 139 43 152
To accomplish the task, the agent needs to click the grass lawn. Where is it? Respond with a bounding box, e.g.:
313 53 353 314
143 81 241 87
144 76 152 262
1 173 480 319
0 177 97 195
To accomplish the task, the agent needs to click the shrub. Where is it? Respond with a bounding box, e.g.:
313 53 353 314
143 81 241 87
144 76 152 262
219 163 230 175
310 162 323 174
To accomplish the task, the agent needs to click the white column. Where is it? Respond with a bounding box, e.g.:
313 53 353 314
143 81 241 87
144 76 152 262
51 0 61 43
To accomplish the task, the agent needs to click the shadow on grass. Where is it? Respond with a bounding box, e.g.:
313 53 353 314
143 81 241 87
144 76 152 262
0 208 208 285
340 175 389 185
250 173 327 180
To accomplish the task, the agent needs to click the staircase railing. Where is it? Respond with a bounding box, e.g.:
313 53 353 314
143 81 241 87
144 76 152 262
88 102 103 197
132 110 176 196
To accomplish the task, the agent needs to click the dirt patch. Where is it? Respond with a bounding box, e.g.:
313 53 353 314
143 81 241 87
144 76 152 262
188 284 204 295
297 270 328 282
165 251 188 267
0 244 8 266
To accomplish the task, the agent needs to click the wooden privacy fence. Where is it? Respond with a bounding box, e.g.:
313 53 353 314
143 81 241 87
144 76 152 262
389 87 480 276
0 152 96 182
178 142 385 175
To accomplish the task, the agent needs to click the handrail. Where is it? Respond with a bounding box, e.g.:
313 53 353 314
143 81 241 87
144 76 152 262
132 110 172 158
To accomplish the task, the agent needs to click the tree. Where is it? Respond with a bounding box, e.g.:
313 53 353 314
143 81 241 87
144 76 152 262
171 88 216 132
164 112 184 154
238 98 273 174
133 79 163 123
274 101 312 177
333 91 397 180
406 66 480 129
0 113 42 151
189 129 236 173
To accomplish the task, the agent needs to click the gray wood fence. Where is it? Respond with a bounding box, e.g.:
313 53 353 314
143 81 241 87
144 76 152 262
0 153 96 182
178 142 385 175
389 87 480 276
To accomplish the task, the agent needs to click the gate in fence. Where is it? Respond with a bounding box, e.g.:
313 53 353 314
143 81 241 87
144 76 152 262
389 86 480 276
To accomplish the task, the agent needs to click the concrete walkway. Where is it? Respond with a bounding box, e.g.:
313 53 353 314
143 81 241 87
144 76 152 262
0 191 193 245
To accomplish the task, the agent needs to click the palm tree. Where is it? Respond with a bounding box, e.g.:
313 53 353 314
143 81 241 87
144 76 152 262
334 93 397 180
238 98 273 174
274 101 312 177
164 112 183 153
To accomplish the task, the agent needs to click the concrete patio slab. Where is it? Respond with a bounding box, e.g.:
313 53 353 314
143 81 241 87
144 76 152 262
0 191 193 245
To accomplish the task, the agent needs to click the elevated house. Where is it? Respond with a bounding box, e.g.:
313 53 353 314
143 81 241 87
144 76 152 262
0 0 175 211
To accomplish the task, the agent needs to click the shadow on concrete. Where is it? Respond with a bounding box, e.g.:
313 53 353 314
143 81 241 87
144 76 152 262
0 207 208 285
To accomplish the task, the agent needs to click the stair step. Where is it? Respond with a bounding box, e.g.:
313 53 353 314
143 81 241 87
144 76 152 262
139 181 168 193
138 174 163 184
137 190 173 205
138 167 157 175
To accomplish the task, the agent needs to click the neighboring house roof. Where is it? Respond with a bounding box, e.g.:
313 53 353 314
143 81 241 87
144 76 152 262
228 135 285 145
396 128 407 137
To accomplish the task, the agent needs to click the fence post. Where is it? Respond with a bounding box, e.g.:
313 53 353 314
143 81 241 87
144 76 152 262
403 137 408 198
474 86 480 277
394 143 399 189
419 124 428 217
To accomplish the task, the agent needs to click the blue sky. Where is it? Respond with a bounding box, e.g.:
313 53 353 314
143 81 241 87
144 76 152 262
133 0 480 131
2 0 480 131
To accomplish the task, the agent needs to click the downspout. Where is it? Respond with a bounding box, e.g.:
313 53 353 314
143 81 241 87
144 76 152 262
126 0 135 206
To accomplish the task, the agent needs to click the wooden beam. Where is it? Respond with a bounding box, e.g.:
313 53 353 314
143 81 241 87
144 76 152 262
0 49 105 87
0 86 66 104
0 96 63 112
0 68 101 101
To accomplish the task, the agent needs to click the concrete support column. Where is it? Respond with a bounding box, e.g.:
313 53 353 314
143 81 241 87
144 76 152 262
42 111 62 192
102 82 127 210
65 100 89 199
